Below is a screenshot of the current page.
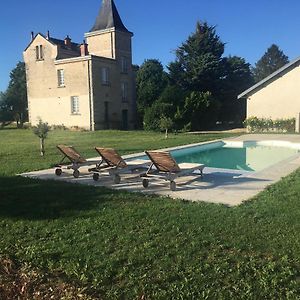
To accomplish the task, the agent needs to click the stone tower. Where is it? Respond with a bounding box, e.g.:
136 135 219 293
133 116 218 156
85 0 133 62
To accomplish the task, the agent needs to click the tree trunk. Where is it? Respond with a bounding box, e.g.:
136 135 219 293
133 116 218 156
165 128 168 139
40 138 45 156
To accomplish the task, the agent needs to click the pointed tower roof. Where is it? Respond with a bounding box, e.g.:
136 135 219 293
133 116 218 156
90 0 129 33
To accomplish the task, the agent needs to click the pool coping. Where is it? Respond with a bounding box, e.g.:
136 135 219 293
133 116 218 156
21 134 300 207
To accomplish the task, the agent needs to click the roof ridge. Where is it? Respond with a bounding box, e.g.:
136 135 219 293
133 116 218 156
238 56 300 99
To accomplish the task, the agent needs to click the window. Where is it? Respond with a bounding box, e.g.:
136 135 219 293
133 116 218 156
121 82 128 102
71 96 79 114
57 69 65 87
101 67 110 85
35 45 44 60
121 56 128 73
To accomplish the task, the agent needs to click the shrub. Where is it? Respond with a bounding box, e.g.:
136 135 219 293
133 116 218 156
159 116 173 138
244 117 295 133
33 119 50 156
51 124 67 130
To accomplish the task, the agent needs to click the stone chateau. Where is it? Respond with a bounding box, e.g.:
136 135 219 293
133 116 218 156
23 0 136 130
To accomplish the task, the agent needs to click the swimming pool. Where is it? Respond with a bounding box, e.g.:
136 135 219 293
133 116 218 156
170 141 300 172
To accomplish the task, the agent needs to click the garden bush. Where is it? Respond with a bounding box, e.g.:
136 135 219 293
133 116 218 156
244 117 295 133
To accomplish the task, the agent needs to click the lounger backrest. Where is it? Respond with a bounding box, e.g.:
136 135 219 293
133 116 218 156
145 151 181 173
57 145 87 163
95 147 127 168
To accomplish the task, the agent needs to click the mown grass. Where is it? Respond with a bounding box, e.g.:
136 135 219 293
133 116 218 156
0 129 236 176
1 129 300 299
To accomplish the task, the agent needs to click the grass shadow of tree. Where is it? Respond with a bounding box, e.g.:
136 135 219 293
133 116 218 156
0 176 117 220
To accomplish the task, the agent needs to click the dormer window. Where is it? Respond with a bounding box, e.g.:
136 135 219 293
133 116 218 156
35 45 44 60
121 57 128 73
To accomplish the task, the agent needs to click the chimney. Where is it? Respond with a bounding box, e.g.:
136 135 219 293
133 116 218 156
46 30 50 40
64 35 71 48
31 31 34 41
80 40 89 56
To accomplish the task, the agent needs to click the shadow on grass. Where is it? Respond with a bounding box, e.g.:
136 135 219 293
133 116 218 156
0 176 114 220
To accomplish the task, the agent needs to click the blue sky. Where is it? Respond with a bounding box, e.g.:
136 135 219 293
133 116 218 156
1 0 300 92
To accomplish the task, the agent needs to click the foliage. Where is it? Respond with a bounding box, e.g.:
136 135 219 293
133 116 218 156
166 21 253 130
1 130 300 298
159 115 174 138
133 21 254 131
1 62 28 128
244 116 295 132
33 119 50 139
180 91 220 130
219 56 254 124
168 21 225 93
143 100 174 131
33 119 50 156
136 59 168 125
252 44 289 82
0 92 13 127
51 124 67 130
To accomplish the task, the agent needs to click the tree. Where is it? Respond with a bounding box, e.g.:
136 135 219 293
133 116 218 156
181 91 220 130
218 56 254 124
33 119 50 156
2 62 28 128
168 21 225 93
253 44 289 82
167 21 225 130
143 100 173 131
159 116 173 139
0 92 13 127
136 59 168 124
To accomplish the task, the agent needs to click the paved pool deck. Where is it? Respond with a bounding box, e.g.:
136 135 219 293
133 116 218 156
21 134 300 206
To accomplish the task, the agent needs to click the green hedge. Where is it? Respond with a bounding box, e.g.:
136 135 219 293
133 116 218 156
244 117 295 133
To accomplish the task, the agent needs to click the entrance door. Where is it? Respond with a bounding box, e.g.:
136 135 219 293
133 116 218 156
122 109 128 130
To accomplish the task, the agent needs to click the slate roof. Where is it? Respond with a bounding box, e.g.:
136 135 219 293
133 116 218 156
49 37 80 53
238 56 300 99
90 0 129 32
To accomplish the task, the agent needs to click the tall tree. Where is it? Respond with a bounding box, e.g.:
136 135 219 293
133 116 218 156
2 62 28 127
168 21 225 93
0 92 13 127
253 44 289 82
168 21 225 130
136 59 168 124
219 56 254 124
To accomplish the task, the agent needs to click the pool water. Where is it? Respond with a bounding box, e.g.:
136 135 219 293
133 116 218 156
170 142 300 172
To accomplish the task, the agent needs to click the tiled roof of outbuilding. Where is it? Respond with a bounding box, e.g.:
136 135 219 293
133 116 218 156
238 56 300 99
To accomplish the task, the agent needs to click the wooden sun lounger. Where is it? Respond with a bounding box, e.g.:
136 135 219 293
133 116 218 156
92 147 150 183
141 150 205 191
55 145 104 178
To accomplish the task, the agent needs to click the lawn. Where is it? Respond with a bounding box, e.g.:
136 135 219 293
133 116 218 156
1 129 300 299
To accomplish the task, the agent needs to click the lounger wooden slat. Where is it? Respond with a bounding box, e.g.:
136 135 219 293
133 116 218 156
55 145 103 178
142 150 205 191
93 147 150 183
95 147 127 168
57 145 87 164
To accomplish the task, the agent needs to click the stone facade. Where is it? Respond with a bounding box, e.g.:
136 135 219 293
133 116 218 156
23 0 136 130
